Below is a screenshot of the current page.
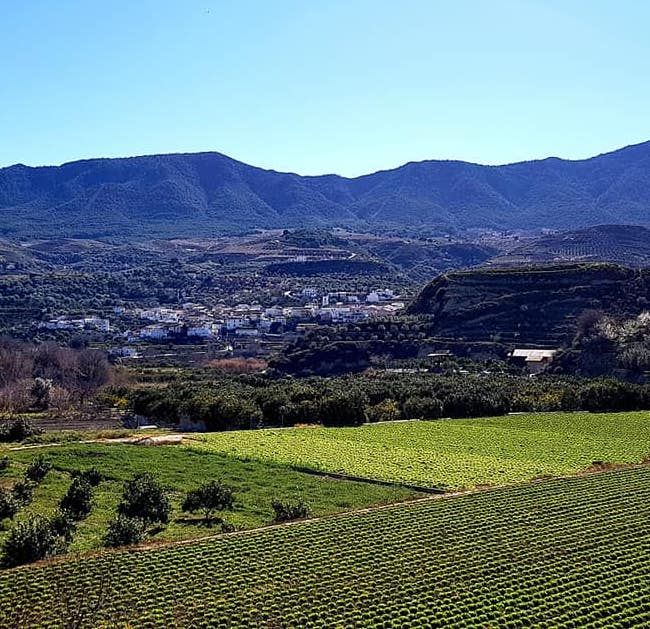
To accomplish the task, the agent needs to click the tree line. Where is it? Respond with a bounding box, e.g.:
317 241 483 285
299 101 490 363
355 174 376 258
127 371 650 431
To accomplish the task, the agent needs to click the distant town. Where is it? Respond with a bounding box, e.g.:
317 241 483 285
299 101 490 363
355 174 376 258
37 287 405 359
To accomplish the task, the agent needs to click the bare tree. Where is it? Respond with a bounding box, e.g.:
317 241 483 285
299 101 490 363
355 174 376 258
0 337 33 388
73 349 111 403
33 343 77 389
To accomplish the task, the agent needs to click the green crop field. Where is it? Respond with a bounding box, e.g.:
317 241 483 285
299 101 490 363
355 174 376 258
189 411 650 488
1 444 416 552
1 466 648 627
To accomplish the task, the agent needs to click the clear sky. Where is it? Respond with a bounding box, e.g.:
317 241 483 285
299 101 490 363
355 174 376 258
2 0 649 176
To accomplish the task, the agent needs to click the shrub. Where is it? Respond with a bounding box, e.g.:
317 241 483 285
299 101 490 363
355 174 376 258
48 386 72 412
11 480 35 506
0 456 9 472
104 515 147 548
206 358 267 374
60 477 93 520
0 418 41 443
70 467 103 487
118 473 170 525
30 377 52 409
50 510 76 543
25 455 52 483
0 489 19 520
271 498 310 522
182 481 235 525
2 515 69 567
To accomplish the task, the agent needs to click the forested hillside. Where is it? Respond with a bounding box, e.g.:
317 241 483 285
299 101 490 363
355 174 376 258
2 141 650 238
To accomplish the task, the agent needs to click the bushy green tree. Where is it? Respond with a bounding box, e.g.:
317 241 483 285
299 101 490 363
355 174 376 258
320 391 368 426
402 396 444 420
578 379 639 412
0 489 19 521
104 515 147 548
71 467 103 487
11 480 35 506
443 391 510 418
2 515 69 567
182 481 235 525
118 473 170 525
60 477 93 520
367 399 402 423
50 511 76 544
0 418 41 443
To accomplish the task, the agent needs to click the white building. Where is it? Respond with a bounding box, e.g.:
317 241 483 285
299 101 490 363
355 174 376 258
510 348 558 374
187 324 219 338
40 316 110 332
301 287 319 299
139 308 181 323
235 327 259 337
366 289 396 303
82 317 110 332
226 317 252 331
139 324 182 340
264 306 284 318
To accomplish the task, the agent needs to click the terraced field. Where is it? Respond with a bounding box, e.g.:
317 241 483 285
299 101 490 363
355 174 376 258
189 411 650 489
1 466 648 627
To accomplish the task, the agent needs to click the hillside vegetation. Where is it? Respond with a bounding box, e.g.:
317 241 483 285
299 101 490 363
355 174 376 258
2 141 650 237
489 224 650 268
407 263 650 345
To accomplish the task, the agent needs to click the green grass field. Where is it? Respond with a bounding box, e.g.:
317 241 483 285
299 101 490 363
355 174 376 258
1 466 648 627
1 444 417 552
188 411 650 488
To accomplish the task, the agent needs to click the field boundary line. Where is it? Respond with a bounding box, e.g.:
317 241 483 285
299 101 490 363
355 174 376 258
286 465 446 494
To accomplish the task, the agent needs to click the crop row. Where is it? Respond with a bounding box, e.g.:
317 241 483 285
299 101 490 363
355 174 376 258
0 466 648 627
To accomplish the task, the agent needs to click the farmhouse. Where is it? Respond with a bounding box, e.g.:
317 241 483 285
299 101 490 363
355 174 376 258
510 348 558 374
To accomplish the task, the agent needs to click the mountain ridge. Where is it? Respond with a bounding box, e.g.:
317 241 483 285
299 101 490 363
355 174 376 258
9 139 650 174
1 141 650 238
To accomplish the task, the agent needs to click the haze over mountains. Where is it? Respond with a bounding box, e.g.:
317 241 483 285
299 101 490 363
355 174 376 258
1 141 650 239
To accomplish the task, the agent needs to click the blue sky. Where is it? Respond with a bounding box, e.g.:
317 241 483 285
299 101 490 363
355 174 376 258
2 0 649 176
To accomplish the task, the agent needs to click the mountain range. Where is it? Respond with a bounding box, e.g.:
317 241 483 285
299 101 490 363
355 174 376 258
1 142 650 238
